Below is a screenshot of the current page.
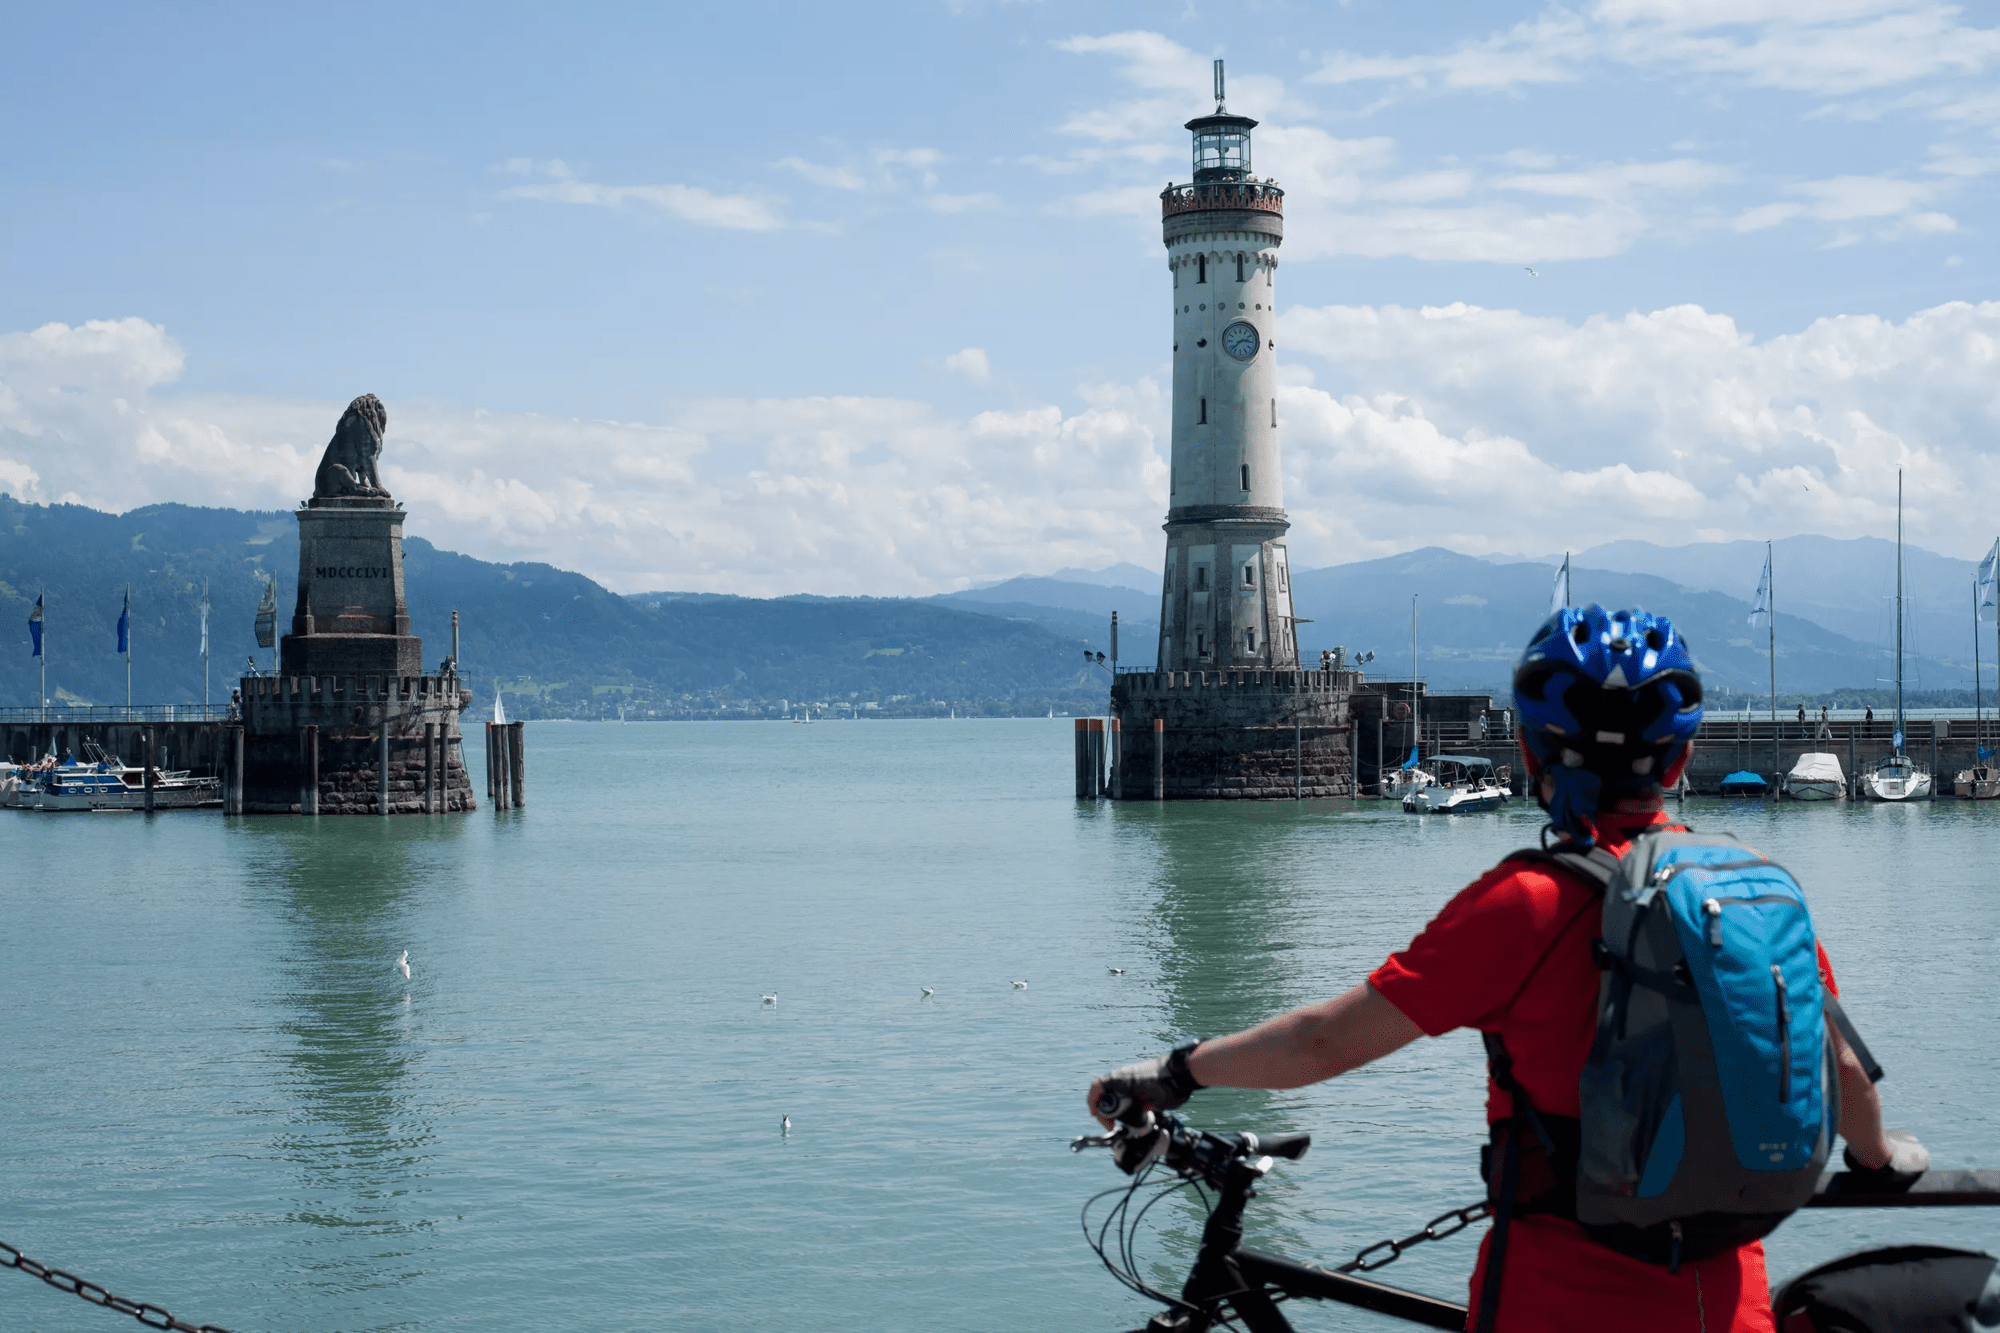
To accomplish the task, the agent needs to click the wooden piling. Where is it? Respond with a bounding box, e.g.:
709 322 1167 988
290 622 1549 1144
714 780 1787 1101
423 723 436 814
1294 719 1302 799
1074 720 1088 798
1931 723 1940 800
143 726 156 812
1848 723 1857 800
507 721 525 808
1153 717 1164 801
378 720 390 817
305 724 319 815
1374 715 1384 797
1110 717 1122 800
227 725 243 816
1349 713 1358 801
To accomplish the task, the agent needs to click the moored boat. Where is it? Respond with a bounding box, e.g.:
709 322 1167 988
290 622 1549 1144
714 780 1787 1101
1862 753 1931 803
1382 765 1434 803
24 754 220 811
1403 755 1510 814
1782 752 1846 801
1718 770 1768 798
1954 765 2000 800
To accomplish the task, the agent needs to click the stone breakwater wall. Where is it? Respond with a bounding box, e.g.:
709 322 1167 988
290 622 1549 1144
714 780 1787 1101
1110 669 1358 800
238 673 474 815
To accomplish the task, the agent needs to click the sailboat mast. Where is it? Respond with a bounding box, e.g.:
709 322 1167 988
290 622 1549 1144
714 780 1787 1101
1411 594 1419 764
1895 469 1905 754
1975 576 1982 751
1768 540 1778 780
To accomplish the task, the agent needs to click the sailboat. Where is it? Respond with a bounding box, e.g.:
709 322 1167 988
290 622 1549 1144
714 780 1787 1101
1862 471 1932 802
1386 593 1433 802
1956 541 2000 798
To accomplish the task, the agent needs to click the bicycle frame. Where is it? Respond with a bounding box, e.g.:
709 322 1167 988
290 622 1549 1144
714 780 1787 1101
1090 1118 2000 1333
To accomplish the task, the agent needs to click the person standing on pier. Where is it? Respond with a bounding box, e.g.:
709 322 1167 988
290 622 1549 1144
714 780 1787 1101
1091 605 1925 1333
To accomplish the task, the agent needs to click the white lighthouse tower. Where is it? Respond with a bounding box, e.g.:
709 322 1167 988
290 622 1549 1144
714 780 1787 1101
1157 61 1296 673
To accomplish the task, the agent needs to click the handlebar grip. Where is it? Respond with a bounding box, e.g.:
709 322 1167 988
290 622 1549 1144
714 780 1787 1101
1249 1131 1311 1160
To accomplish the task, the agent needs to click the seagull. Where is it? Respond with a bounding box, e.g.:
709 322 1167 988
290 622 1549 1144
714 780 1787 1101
1524 266 1539 277
761 993 778 1005
781 1115 791 1134
1012 980 1029 989
396 950 410 979
1108 967 1125 975
920 987 934 997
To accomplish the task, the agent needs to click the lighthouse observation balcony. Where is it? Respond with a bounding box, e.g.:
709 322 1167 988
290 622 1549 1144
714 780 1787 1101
1161 180 1285 246
1161 180 1284 217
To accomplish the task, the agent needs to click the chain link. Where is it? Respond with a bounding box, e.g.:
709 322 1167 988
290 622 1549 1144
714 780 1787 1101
2 1241 236 1333
1335 1200 1492 1274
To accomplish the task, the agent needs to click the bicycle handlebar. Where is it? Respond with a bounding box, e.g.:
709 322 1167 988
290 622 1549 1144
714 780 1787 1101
1071 1114 1311 1186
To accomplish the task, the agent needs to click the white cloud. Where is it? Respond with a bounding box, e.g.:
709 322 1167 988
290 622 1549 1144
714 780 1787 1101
921 192 1000 214
1310 2 2000 98
775 156 865 191
944 347 990 381
1731 172 1952 234
500 160 786 231
1277 298 2000 560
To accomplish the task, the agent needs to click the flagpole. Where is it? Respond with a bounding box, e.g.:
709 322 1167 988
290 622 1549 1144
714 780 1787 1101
125 584 132 715
202 578 210 714
39 589 46 724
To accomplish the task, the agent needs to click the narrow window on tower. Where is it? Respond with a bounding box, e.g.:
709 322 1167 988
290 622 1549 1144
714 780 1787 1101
1245 628 1257 653
1194 566 1208 591
1196 631 1208 657
1196 254 1207 283
1240 463 1249 491
1243 563 1256 588
1235 254 1246 282
1199 398 1207 425
1271 398 1277 428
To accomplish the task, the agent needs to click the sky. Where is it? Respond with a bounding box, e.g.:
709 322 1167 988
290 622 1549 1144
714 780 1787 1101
3 0 1998 595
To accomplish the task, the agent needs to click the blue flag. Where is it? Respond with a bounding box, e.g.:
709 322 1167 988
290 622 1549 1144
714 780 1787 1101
117 589 129 654
28 594 42 658
1404 744 1418 769
1893 728 1904 752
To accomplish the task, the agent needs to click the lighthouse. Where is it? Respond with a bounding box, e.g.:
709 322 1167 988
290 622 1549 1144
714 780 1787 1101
1104 61 1357 802
1158 61 1296 673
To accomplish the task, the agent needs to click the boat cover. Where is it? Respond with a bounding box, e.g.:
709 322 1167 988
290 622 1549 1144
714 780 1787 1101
1719 770 1768 789
1787 753 1845 784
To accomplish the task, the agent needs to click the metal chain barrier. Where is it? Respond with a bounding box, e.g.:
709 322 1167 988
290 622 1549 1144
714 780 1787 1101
2 1240 236 1333
1336 1200 1492 1274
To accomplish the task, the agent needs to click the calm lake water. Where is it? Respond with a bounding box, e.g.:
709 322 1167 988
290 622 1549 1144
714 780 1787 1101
3 720 1996 1331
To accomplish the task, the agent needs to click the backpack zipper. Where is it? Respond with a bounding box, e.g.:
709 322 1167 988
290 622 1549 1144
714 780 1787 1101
1772 964 1793 1104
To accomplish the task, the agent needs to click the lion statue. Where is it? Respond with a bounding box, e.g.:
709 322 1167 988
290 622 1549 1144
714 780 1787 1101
313 393 390 499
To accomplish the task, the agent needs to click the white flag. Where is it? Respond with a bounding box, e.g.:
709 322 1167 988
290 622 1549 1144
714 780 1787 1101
1548 554 1570 615
199 598 209 655
1979 538 2000 625
1748 551 1771 630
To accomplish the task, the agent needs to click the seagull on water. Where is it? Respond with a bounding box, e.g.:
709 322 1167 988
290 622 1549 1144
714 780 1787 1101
761 993 778 1005
781 1115 791 1135
920 987 934 997
396 950 410 979
1012 979 1028 989
1107 967 1125 975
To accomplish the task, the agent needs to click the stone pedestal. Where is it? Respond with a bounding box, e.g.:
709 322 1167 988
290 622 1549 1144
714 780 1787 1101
281 497 421 678
238 673 475 814
1112 669 1356 799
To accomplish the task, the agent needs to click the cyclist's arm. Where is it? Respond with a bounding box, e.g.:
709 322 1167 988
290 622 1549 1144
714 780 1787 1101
1187 981 1422 1090
1832 1024 1894 1169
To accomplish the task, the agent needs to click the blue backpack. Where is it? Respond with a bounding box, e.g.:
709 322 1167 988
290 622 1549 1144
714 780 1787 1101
1482 831 1881 1276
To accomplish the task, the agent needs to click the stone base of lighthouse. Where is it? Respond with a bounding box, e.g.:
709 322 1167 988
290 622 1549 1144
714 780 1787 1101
1109 668 1359 799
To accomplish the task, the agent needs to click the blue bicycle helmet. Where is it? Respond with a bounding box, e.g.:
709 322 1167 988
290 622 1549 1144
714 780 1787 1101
1512 604 1703 845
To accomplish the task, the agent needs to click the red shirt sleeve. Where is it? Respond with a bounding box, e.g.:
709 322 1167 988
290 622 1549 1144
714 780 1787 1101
1370 860 1599 1038
1817 940 1839 997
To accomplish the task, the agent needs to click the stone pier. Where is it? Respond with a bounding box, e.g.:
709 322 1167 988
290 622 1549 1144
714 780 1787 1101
1111 669 1358 799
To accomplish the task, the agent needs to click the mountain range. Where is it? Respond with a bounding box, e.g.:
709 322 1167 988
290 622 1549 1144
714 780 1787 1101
1 493 1990 715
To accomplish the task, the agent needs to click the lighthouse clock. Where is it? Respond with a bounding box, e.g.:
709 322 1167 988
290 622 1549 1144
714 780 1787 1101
1157 60 1296 672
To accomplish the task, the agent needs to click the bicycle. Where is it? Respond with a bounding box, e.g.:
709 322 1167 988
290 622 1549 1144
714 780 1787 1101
1073 1111 2000 1333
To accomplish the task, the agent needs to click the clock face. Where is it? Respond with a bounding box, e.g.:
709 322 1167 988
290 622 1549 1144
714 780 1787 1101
1222 321 1259 361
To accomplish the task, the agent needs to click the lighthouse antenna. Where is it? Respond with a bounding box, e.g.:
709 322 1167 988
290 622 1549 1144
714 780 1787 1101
1213 58 1225 111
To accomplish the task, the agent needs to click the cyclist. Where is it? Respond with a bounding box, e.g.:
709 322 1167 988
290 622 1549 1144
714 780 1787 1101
1089 605 1927 1333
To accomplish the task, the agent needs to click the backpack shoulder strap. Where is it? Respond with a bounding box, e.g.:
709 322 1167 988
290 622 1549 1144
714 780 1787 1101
1502 844 1623 890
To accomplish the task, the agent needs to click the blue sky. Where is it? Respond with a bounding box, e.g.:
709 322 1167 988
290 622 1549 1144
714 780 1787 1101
4 2 1998 593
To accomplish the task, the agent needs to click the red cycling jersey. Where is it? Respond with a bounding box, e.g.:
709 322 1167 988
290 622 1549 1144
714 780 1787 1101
1370 812 1840 1333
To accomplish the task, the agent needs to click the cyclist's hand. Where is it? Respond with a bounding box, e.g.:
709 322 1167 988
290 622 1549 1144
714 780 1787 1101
1089 1048 1199 1129
1845 1127 1929 1179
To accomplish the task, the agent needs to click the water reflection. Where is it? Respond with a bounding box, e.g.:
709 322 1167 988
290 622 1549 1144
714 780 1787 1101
240 820 463 1245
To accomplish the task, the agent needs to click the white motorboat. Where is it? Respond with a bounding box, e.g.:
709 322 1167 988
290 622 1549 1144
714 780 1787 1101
24 754 220 811
1781 752 1846 801
1404 755 1511 814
